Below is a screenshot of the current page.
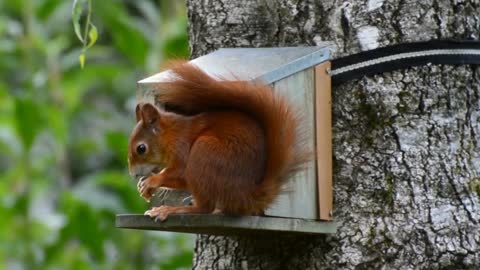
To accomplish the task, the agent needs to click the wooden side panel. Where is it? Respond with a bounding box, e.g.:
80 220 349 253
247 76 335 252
315 62 333 221
265 68 318 219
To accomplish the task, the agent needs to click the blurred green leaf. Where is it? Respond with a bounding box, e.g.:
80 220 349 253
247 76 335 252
72 175 126 213
79 52 85 68
59 192 105 261
106 131 128 166
46 106 67 145
87 23 97 48
14 97 45 151
95 0 149 65
94 170 146 213
160 251 194 270
71 0 86 42
37 0 63 20
163 34 189 59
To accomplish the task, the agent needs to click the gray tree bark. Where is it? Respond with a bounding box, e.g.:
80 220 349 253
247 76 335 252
187 1 480 269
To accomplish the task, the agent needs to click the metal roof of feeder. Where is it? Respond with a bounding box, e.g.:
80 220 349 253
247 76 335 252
138 46 331 85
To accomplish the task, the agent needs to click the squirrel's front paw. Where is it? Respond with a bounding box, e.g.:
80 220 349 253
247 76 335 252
145 206 172 221
137 175 159 202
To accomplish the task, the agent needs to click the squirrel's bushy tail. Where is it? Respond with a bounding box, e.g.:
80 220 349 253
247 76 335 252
155 62 307 211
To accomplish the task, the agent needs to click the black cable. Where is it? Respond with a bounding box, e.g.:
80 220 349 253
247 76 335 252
330 40 480 85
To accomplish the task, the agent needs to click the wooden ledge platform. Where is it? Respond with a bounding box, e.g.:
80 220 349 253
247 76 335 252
116 214 337 236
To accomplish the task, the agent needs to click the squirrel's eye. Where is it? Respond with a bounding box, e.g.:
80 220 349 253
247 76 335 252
136 144 147 155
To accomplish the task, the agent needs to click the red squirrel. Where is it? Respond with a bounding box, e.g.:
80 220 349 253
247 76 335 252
128 62 306 221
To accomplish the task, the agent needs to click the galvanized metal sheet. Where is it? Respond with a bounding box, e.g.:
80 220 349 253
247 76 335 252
139 46 331 85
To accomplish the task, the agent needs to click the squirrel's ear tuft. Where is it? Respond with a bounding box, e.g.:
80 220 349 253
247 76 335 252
135 103 142 122
140 103 160 126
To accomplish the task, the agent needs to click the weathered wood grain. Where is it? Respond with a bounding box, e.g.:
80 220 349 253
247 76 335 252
315 61 333 221
116 214 337 236
265 68 318 219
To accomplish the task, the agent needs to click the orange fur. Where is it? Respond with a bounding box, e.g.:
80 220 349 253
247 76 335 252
128 62 306 219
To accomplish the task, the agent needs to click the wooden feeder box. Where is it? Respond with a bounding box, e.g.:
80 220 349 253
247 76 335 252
116 46 336 235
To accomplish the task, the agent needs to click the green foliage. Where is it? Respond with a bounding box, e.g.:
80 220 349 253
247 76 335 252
72 0 98 68
14 97 45 151
0 0 192 269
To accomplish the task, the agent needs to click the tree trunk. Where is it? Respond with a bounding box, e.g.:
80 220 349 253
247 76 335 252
187 1 480 269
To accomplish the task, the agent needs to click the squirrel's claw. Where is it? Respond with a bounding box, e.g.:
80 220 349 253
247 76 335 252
137 176 147 190
137 176 154 202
